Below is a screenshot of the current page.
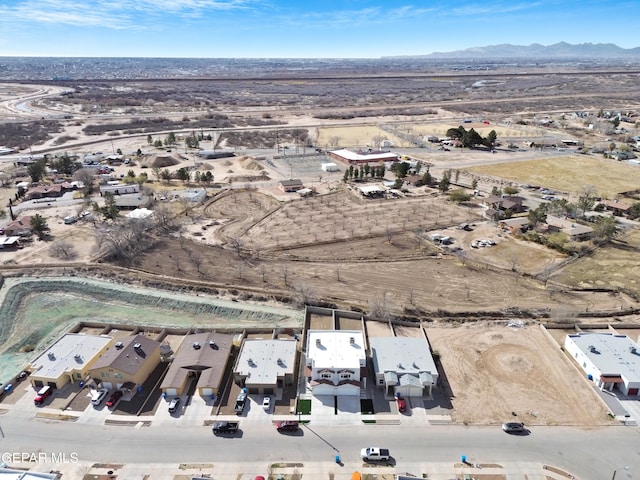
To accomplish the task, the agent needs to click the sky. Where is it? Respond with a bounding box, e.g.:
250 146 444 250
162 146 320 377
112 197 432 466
0 0 638 58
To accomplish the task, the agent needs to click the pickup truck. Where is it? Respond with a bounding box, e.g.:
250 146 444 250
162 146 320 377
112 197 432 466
360 447 390 462
234 392 247 414
212 421 240 435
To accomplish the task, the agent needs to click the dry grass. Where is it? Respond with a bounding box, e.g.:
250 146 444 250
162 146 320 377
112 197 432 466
553 229 640 297
467 155 640 197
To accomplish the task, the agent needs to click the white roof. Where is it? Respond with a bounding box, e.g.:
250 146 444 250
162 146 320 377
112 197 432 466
236 339 296 386
330 149 398 161
0 469 57 479
307 330 365 369
370 337 437 375
0 236 20 245
125 208 154 219
567 333 640 382
358 185 385 194
29 333 112 380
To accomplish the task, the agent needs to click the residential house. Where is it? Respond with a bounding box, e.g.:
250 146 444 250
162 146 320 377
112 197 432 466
160 332 233 398
4 215 35 237
484 195 525 213
28 333 113 390
370 336 438 397
99 183 140 196
600 199 631 217
278 179 304 192
233 339 297 395
546 215 593 241
89 334 161 391
499 217 530 234
305 330 367 396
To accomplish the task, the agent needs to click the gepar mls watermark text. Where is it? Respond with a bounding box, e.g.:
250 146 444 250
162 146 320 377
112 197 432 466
1 452 79 464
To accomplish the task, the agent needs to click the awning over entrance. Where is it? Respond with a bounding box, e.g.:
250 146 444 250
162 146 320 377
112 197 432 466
600 375 623 383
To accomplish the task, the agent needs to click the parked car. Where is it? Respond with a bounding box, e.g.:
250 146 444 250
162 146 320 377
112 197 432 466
168 397 181 413
212 421 240 435
105 390 123 408
91 388 109 406
502 422 526 434
276 420 299 432
34 385 53 406
396 397 407 413
262 396 271 411
360 447 390 462
17 371 30 382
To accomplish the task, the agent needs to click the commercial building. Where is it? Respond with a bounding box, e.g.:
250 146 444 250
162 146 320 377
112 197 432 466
564 333 640 396
328 149 399 166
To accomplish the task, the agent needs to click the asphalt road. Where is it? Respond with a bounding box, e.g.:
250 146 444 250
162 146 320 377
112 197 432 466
0 413 638 478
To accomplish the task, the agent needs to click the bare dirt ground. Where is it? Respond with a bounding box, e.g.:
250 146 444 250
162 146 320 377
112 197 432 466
426 322 614 426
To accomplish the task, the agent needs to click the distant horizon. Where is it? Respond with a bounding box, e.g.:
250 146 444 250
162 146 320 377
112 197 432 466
1 41 639 60
1 1 639 58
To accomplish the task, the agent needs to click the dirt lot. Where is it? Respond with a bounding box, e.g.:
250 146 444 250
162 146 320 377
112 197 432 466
426 322 614 426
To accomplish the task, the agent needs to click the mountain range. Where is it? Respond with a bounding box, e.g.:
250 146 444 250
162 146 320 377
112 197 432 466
403 42 640 59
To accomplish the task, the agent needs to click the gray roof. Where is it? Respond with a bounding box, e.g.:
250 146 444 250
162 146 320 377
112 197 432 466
90 334 160 375
370 337 437 375
236 339 296 386
29 333 113 380
567 333 640 382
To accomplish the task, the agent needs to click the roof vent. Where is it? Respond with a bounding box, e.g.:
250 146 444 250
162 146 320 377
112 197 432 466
115 341 124 349
133 342 142 350
192 342 201 350
397 363 403 369
47 352 56 360
248 358 254 366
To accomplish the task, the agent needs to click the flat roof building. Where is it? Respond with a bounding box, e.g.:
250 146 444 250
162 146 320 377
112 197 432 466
306 330 367 396
370 337 438 397
564 333 640 396
28 333 113 390
233 339 297 395
328 149 399 165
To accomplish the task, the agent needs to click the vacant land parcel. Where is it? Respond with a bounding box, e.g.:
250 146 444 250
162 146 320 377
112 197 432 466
427 322 613 426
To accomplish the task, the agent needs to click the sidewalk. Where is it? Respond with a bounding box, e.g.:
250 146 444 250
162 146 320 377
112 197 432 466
14 460 581 480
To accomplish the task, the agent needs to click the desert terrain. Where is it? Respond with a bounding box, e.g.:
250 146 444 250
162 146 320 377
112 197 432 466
1 63 640 426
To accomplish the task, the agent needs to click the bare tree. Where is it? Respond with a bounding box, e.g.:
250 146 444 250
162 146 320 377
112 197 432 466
385 226 395 244
48 240 77 260
229 236 244 257
73 168 96 197
281 265 290 286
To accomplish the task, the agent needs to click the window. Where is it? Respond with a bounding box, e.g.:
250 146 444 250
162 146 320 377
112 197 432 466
378 379 384 385
321 373 331 379
340 373 351 379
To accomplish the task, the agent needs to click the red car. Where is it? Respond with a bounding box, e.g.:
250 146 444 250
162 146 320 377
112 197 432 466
396 397 407 413
105 390 123 408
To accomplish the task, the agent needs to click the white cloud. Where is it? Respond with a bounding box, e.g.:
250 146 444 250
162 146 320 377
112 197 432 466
0 0 252 29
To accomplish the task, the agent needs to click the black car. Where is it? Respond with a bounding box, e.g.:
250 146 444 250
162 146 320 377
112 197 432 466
502 422 526 433
276 420 299 432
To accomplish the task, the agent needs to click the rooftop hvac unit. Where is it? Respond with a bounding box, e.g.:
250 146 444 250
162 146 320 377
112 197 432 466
133 343 142 350
630 346 638 354
193 342 201 350
349 337 355 344
74 354 82 360
115 341 124 349
316 338 321 346
47 352 55 359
